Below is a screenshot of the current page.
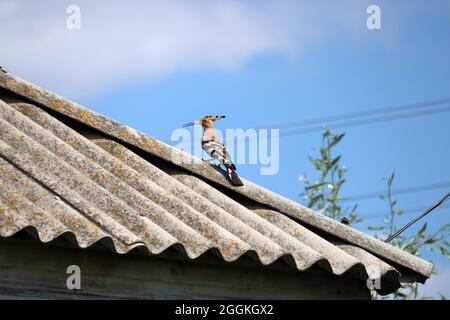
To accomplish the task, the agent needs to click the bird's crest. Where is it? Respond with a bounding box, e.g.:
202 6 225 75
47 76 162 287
183 115 225 128
200 115 225 128
201 115 225 121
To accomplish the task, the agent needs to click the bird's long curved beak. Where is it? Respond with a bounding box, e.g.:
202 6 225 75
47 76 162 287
183 121 196 128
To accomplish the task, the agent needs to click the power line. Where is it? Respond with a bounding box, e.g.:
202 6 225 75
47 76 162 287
280 104 450 138
385 192 450 242
261 98 450 130
342 181 450 202
168 98 450 145
361 202 450 221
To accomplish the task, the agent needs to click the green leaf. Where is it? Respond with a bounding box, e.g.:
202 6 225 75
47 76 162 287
387 171 396 185
308 156 322 171
320 147 328 160
305 182 326 190
309 194 322 207
330 155 342 168
329 133 345 148
418 223 428 237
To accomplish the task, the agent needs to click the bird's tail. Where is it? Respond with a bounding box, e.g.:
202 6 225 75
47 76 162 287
227 168 244 187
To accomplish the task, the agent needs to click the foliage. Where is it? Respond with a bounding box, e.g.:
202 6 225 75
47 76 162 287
300 127 450 300
369 171 449 299
300 127 361 224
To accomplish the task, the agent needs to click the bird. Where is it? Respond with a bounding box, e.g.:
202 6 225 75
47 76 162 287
183 115 244 187
0 66 7 73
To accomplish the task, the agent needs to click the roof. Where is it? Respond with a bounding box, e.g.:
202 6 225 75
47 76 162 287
0 71 433 295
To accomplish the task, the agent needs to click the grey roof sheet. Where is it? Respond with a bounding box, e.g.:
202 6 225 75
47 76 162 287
0 72 433 294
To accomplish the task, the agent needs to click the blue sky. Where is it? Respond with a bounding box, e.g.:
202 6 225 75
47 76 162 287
1 0 449 297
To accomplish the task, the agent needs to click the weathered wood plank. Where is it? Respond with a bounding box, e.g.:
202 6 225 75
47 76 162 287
0 238 370 299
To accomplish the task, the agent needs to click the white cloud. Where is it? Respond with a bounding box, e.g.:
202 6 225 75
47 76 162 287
0 0 387 97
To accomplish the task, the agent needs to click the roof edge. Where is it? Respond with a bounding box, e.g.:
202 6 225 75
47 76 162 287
0 72 433 280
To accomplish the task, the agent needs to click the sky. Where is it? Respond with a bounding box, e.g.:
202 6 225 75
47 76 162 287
1 0 449 298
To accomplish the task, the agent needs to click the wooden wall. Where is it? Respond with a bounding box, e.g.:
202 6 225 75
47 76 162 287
0 236 370 300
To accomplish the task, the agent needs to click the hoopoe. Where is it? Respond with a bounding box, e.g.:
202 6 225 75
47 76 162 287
184 115 244 187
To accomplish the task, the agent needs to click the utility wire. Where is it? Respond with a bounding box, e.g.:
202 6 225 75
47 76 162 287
171 98 450 145
362 202 450 221
280 104 450 138
260 98 450 130
342 181 450 202
385 192 450 242
227 103 450 144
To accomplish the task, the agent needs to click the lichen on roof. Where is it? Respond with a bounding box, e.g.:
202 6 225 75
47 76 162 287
0 72 433 295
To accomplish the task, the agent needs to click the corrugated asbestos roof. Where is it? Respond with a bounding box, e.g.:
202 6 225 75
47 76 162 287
0 72 433 295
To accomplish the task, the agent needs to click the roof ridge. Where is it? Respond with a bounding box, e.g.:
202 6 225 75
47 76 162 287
0 72 433 280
